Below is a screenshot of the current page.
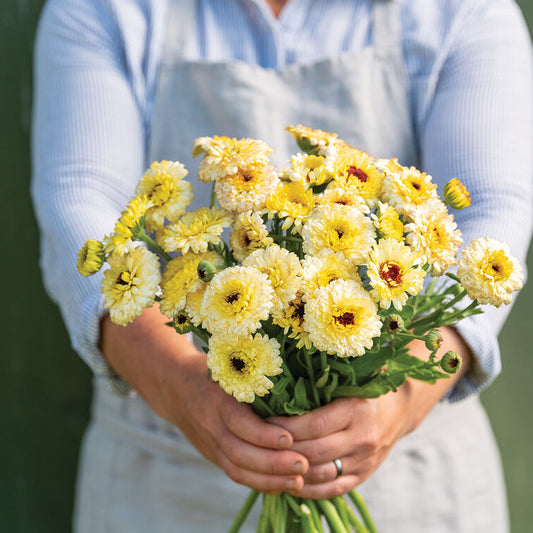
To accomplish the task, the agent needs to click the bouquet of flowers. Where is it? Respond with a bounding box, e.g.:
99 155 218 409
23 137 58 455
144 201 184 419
78 125 523 533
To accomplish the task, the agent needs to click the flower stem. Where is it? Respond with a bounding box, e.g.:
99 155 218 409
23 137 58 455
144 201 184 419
253 396 276 417
136 230 172 262
316 500 349 533
228 490 259 533
348 490 378 533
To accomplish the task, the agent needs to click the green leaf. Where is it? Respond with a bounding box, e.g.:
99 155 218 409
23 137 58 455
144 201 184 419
315 366 330 388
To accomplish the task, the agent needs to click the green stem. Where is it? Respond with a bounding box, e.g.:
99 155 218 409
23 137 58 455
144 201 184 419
136 229 172 261
348 490 378 533
316 500 349 533
273 495 288 533
253 396 276 417
210 182 217 208
256 494 271 533
304 350 321 407
228 490 260 533
305 500 325 533
300 505 319 533
271 235 303 244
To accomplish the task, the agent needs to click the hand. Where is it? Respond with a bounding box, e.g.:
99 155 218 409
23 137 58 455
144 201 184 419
101 305 309 494
269 326 472 499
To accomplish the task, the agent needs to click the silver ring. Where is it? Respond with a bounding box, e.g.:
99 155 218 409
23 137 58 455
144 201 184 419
333 458 343 479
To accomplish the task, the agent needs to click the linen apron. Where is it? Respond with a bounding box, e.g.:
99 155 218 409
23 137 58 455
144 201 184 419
74 0 509 531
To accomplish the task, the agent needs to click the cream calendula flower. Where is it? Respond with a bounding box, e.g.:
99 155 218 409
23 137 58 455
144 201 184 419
282 153 334 188
159 251 223 318
77 239 105 276
215 163 280 213
382 166 438 217
265 181 315 232
301 249 361 300
304 279 381 357
136 161 193 231
200 266 274 335
193 136 274 183
104 195 154 256
457 237 523 307
366 238 426 310
374 202 404 241
314 188 369 214
302 205 376 264
157 207 233 254
272 292 313 350
405 199 462 275
331 146 383 204
229 211 273 262
101 246 161 326
207 333 282 403
242 244 301 315
286 124 340 158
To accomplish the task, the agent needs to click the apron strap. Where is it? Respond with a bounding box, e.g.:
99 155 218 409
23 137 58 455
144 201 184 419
162 0 196 62
373 0 402 54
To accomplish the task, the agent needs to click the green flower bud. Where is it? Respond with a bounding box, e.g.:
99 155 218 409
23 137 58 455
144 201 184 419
440 351 462 374
425 329 443 351
443 178 471 210
173 311 192 334
197 260 218 282
383 314 404 335
77 239 105 276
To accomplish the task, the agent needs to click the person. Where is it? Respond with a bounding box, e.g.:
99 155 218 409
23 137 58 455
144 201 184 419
31 0 532 531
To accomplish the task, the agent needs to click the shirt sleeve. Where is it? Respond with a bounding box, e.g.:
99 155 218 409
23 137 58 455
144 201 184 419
31 0 163 393
416 0 533 401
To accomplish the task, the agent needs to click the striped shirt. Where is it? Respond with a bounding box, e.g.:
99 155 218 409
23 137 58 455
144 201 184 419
31 0 533 400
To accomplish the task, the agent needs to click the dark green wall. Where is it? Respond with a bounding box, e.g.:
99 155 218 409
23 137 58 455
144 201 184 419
2 1 532 531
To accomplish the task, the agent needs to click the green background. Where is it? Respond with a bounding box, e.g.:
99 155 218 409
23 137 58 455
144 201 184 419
2 1 532 531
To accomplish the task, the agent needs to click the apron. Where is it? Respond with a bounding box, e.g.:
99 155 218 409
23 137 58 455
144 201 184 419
73 1 509 531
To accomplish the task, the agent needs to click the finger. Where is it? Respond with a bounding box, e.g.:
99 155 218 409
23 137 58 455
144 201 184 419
217 452 305 495
289 475 361 500
302 454 374 485
267 399 354 441
221 431 309 476
220 399 295 450
289 430 359 465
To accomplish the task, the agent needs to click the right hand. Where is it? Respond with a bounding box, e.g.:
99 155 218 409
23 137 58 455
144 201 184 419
101 305 308 494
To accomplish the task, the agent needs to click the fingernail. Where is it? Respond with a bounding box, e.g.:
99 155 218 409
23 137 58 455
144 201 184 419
278 435 290 449
292 461 305 475
286 478 298 491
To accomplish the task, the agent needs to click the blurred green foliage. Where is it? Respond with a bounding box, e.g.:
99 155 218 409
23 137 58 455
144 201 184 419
1 1 532 531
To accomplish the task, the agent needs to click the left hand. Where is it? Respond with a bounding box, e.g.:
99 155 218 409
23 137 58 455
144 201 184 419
268 326 472 499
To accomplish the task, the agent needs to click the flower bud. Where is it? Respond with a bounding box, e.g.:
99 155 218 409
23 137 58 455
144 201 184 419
443 178 471 210
383 314 404 335
77 239 105 276
424 329 443 351
197 260 218 282
173 311 192 334
440 351 462 374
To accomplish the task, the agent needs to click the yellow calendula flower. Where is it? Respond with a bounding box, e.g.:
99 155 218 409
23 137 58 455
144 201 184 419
193 136 274 183
159 251 223 318
282 153 334 188
229 211 273 262
135 161 193 231
375 202 404 241
101 246 161 326
77 239 105 276
200 266 274 335
366 238 426 310
331 146 383 204
242 244 301 315
457 237 523 307
300 249 361 300
443 178 471 210
272 292 313 350
157 206 233 254
286 124 340 158
405 199 462 275
302 205 376 264
265 181 315 232
215 163 280 213
304 279 382 357
104 195 154 256
207 333 282 403
314 188 369 214
382 166 438 217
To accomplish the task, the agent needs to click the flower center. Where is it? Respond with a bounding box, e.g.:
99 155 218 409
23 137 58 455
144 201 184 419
347 166 368 183
483 251 512 281
379 262 403 287
230 356 246 373
225 292 240 304
334 311 356 327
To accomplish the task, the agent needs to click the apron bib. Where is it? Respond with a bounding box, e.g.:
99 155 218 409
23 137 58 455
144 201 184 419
74 1 508 531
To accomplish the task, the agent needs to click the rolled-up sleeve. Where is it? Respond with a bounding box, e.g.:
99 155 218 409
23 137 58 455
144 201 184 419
417 0 533 401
